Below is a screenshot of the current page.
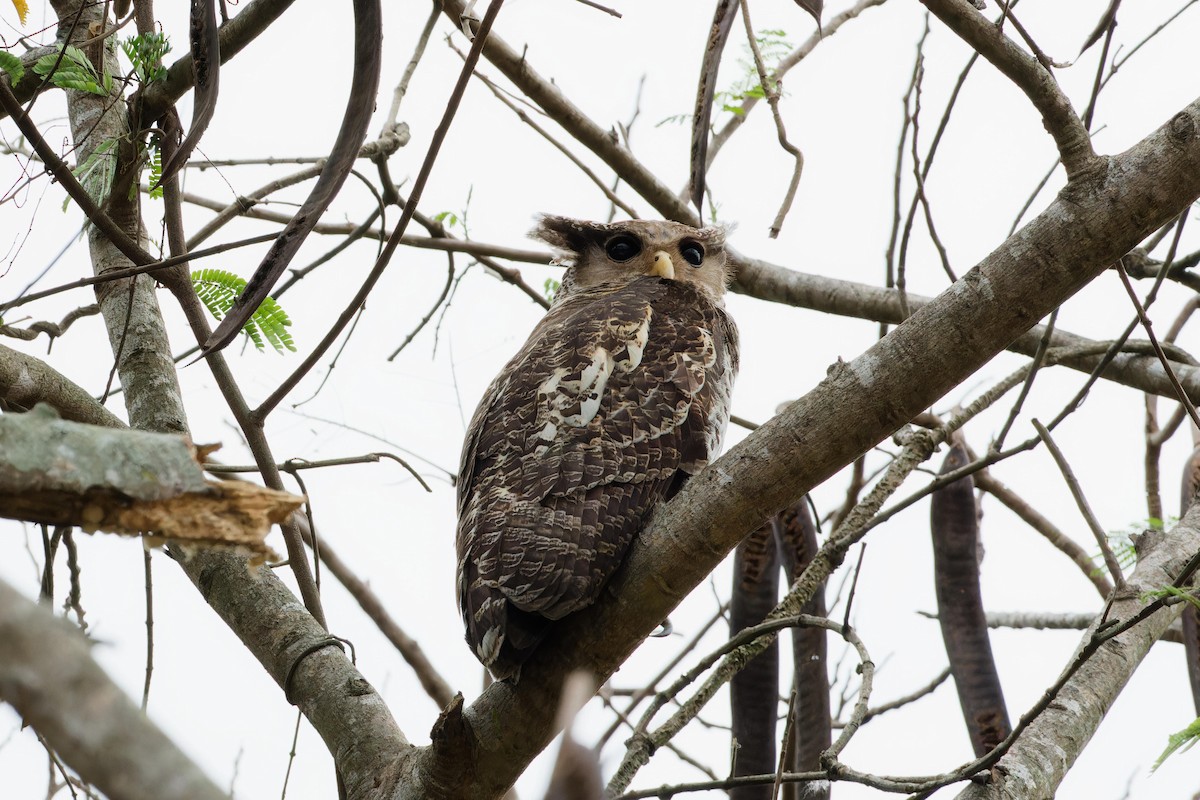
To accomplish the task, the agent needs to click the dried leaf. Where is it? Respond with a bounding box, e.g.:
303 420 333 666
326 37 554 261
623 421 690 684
931 439 1011 757
729 522 780 797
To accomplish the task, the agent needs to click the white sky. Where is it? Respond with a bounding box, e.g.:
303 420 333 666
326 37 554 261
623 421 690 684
3 1 1200 798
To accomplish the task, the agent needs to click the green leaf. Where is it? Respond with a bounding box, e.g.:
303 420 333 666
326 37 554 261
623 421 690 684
121 32 171 84
33 45 109 96
191 268 296 353
1152 717 1200 772
1141 584 1200 611
543 277 560 303
147 138 163 200
0 50 24 86
62 137 118 212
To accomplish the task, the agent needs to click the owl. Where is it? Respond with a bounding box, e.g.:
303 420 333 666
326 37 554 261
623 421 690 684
456 216 740 681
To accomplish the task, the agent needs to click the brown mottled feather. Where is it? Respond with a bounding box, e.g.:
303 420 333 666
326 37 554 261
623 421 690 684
458 251 738 679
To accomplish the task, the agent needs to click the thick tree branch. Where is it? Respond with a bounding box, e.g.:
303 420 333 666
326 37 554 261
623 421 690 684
181 549 411 798
34 4 412 796
400 98 1200 799
736 261 1200 405
0 344 126 427
0 576 229 800
919 0 1098 178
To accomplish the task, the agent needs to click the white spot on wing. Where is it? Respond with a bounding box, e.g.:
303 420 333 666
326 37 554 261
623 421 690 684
562 347 612 427
615 308 652 374
579 347 610 392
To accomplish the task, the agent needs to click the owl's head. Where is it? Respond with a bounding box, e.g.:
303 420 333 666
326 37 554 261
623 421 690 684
531 216 731 303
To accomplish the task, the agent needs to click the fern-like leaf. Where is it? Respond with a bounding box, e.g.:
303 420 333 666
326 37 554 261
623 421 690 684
147 139 164 200
120 32 170 84
1152 717 1200 772
33 45 109 96
0 50 24 85
191 268 296 353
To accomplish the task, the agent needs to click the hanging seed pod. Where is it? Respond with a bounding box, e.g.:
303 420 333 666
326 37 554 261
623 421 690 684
931 439 1011 756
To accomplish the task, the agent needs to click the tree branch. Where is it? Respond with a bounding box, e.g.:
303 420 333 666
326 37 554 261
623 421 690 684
401 96 1200 800
919 0 1098 178
956 514 1200 799
0 344 126 427
432 0 1200 409
0 576 229 800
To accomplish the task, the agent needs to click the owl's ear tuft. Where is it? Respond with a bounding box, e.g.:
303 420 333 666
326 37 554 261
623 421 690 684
530 215 596 259
695 225 728 251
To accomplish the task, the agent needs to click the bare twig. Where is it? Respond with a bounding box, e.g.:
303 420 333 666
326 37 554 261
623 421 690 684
973 468 1113 599
254 0 510 419
919 0 1097 179
739 0 804 238
1031 419 1123 588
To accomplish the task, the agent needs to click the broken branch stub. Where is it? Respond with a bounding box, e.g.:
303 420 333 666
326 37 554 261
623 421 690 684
0 404 299 557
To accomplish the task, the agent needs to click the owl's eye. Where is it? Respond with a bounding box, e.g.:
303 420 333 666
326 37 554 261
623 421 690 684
681 241 705 267
605 235 642 262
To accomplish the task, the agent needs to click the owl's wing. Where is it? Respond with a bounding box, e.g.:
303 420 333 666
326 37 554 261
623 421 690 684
457 278 738 678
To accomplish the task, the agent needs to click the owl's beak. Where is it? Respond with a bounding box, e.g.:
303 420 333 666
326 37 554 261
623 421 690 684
649 250 675 280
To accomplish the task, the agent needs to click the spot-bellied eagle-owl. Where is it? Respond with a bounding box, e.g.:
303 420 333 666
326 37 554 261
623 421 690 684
456 216 740 680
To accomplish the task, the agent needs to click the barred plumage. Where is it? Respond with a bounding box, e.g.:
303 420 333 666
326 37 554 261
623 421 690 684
456 217 739 680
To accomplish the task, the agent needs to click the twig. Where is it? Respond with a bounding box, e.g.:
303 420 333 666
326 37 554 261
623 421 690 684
1116 259 1200 432
448 39 640 219
389 252 456 360
973 468 1113 599
0 233 280 314
907 58 955 282
609 616 872 796
383 1 440 130
291 522 456 710
254 0 509 420
705 0 889 168
993 309 1057 450
571 0 620 16
594 604 729 752
889 20 929 321
141 548 154 711
608 417 945 795
739 0 804 238
0 305 98 342
919 0 1097 179
1031 418 1123 588
857 666 951 724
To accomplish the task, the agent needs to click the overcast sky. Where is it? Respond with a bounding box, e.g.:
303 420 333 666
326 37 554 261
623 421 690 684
3 1 1200 798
